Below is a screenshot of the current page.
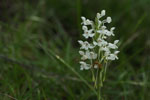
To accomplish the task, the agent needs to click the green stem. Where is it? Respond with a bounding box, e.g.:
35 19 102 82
98 86 101 100
103 62 107 82
94 68 99 88
97 69 101 100
90 60 95 82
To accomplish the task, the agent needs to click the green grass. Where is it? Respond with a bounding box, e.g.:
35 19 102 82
0 0 149 100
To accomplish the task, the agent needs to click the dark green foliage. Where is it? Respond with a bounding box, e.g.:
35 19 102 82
0 0 149 100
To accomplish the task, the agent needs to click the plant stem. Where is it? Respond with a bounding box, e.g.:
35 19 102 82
103 62 107 81
98 85 101 100
97 69 101 100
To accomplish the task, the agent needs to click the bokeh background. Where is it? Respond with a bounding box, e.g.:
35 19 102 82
0 0 149 100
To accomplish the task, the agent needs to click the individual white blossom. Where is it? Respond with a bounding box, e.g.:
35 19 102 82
78 40 94 50
97 28 108 35
82 26 94 39
108 43 118 49
79 51 97 60
106 50 119 60
101 47 110 53
97 10 106 19
79 10 120 70
80 61 91 70
81 17 93 25
108 40 119 49
109 27 115 36
97 38 108 47
79 51 88 60
86 51 97 59
82 25 88 31
106 54 118 60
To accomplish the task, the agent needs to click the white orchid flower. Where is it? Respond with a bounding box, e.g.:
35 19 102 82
78 40 94 50
81 17 93 25
79 61 91 70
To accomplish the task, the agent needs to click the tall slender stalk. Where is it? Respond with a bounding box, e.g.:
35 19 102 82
97 68 101 100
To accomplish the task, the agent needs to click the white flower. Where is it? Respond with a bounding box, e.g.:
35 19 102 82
114 40 119 44
101 47 110 53
106 17 112 23
79 51 88 60
81 16 93 25
78 40 94 50
99 27 115 36
82 27 94 39
80 61 91 70
106 50 119 60
96 10 105 19
97 25 110 36
108 40 119 49
108 43 118 49
104 50 110 58
97 29 108 35
82 25 88 31
106 54 118 60
86 51 97 59
97 38 108 47
79 51 97 60
109 27 115 36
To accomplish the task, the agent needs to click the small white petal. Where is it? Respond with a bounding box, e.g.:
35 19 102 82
93 41 98 46
101 10 106 16
80 67 84 70
80 61 91 70
106 17 112 23
79 51 84 55
78 40 83 45
108 43 118 49
82 26 88 31
111 27 115 31
81 16 86 21
114 51 120 54
114 40 119 44
98 20 102 27
101 25 106 29
97 13 101 19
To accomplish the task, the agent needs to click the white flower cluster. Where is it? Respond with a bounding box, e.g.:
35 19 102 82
78 10 119 70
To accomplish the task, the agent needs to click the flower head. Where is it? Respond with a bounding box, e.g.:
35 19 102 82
78 10 120 70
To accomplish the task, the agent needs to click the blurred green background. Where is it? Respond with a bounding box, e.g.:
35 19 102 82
0 0 149 100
